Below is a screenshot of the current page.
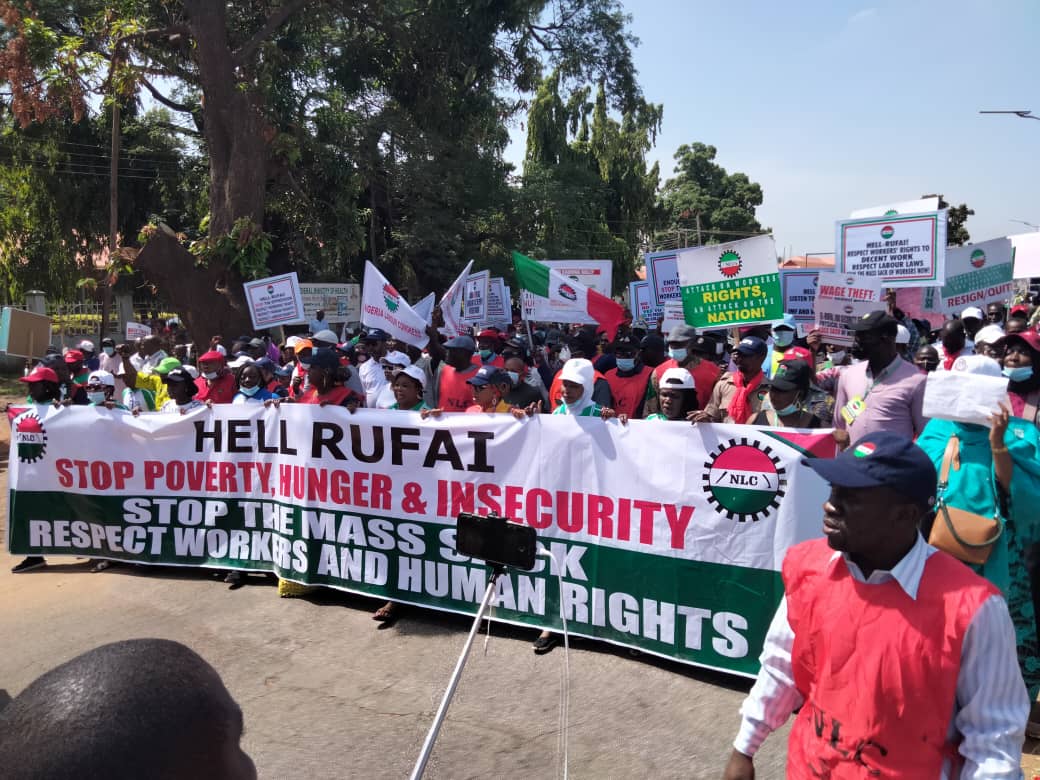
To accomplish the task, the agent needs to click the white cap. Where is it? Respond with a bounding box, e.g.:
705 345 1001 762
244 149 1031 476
312 329 339 344
895 324 911 345
77 339 96 353
182 365 199 379
228 355 254 369
660 367 695 390
86 369 115 387
396 365 426 389
950 354 1003 377
973 324 1006 346
382 350 411 368
285 336 302 349
961 306 984 322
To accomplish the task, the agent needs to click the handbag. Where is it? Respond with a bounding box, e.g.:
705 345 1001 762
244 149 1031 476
927 435 1004 565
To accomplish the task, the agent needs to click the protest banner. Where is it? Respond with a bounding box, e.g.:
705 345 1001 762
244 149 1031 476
0 308 52 359
643 250 680 307
1011 232 1040 280
835 211 947 287
484 277 510 327
288 284 361 326
439 260 473 338
126 322 153 341
412 292 436 326
628 281 663 327
7 405 834 678
922 237 1013 314
849 196 940 219
360 261 430 349
462 270 490 323
813 272 883 346
780 270 819 325
244 272 306 329
677 235 783 329
544 260 612 298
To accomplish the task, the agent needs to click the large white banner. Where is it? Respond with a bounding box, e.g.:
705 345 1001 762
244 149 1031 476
836 211 947 288
8 404 834 677
244 272 306 329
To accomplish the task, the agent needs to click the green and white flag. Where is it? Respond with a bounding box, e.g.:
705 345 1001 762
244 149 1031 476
677 235 783 328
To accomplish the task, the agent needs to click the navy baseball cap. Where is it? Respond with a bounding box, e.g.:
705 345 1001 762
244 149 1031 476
363 328 389 341
735 336 768 356
467 367 511 387
803 432 937 506
309 347 341 370
444 335 476 352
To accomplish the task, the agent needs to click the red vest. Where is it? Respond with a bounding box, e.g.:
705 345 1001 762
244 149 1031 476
604 365 653 418
549 369 607 411
438 364 479 412
298 385 360 407
783 538 997 779
194 371 236 404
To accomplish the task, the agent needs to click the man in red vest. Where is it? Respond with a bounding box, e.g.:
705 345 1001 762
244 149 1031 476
648 325 720 413
723 432 1027 779
602 334 653 419
431 335 480 412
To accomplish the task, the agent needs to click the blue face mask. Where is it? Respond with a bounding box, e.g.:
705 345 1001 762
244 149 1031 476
506 370 520 385
239 384 260 397
773 330 795 348
616 357 636 372
87 391 107 405
668 347 687 362
1003 365 1034 382
775 401 801 417
479 349 495 361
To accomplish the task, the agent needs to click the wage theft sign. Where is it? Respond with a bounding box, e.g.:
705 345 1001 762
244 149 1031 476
677 234 784 328
835 211 948 288
7 406 834 678
922 237 1013 314
813 272 883 347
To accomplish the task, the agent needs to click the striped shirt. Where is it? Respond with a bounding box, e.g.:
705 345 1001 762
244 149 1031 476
734 534 1028 778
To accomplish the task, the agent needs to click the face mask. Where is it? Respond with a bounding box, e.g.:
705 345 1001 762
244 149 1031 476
559 346 571 362
506 370 520 385
87 391 107 405
298 361 311 370
239 384 260 397
668 347 687 362
775 401 800 417
1003 366 1034 382
479 349 495 360
102 347 115 356
828 350 846 364
203 371 219 381
773 331 794 347
616 358 636 372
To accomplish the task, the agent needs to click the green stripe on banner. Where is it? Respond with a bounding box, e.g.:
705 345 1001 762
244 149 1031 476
9 489 781 676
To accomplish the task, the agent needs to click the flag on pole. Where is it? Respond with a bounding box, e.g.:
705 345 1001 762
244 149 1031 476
512 251 625 339
438 259 474 338
360 261 430 349
412 292 436 325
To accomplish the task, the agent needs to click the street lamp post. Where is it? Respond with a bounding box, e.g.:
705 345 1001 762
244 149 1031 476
979 110 1040 121
1010 220 1040 232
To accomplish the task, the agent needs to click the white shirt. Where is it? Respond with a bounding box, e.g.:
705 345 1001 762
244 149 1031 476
160 399 204 414
359 358 389 408
734 535 1027 778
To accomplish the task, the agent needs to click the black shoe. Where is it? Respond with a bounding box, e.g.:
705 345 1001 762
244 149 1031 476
532 633 559 655
224 571 244 590
11 556 45 574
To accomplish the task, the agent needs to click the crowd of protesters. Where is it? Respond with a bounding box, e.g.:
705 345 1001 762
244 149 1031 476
11 292 1040 771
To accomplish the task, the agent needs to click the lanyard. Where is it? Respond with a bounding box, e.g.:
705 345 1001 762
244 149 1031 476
863 359 899 400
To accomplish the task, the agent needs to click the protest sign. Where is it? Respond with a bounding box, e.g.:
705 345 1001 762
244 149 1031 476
544 260 612 298
660 301 686 334
813 272 883 346
1011 232 1040 279
923 238 1013 314
0 308 52 359
628 281 663 326
8 405 834 678
439 260 473 338
360 261 429 349
643 250 680 307
289 284 361 326
484 277 510 327
923 369 1009 428
849 196 940 219
126 322 152 341
244 272 306 329
780 270 819 325
677 235 783 328
835 211 947 287
462 270 490 323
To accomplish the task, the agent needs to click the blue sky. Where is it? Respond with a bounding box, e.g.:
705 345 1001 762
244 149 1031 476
503 0 1039 258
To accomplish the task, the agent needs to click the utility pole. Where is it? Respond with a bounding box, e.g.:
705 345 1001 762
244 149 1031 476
101 98 119 342
695 211 702 246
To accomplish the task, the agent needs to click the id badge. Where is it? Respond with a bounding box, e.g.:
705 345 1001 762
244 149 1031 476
840 395 866 425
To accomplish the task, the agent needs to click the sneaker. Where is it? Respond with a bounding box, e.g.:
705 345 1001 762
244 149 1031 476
11 556 46 574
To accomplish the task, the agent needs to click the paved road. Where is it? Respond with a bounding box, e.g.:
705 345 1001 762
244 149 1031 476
0 471 790 779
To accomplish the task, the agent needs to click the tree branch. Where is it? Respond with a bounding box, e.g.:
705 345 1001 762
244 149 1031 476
151 120 203 139
138 76 195 114
233 0 317 66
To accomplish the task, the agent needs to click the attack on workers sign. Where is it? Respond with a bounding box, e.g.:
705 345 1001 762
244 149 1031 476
7 406 834 678
677 235 784 328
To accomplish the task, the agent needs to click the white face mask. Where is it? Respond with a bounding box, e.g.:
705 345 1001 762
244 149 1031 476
87 391 107 405
829 350 846 364
203 371 219 381
559 346 571 362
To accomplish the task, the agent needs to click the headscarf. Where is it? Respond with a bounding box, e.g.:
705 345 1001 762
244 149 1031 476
557 358 595 416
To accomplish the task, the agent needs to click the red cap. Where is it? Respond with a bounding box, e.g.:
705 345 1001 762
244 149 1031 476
782 346 813 363
476 329 501 340
1001 329 1040 353
1011 304 1030 318
20 366 59 384
198 350 226 362
63 349 84 363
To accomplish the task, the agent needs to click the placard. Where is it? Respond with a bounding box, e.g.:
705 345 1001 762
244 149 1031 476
628 281 663 326
643 250 680 307
462 270 490 323
677 235 783 328
813 272 884 346
1011 232 1040 280
0 308 52 359
544 260 612 298
485 277 510 325
926 237 1013 313
125 322 152 341
287 283 361 325
835 211 947 287
244 272 306 329
849 197 940 219
780 270 819 324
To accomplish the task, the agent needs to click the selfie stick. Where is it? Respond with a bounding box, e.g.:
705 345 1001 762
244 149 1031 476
409 564 505 780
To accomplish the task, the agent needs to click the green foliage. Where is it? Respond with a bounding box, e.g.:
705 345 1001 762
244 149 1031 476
658 142 765 245
189 218 272 281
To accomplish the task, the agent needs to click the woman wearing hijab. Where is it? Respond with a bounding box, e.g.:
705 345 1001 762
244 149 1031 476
916 355 1040 698
550 358 619 419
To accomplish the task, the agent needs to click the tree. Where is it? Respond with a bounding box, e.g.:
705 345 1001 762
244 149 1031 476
921 193 974 246
1 0 645 344
658 142 764 245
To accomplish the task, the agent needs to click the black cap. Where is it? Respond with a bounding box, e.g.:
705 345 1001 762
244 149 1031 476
849 310 897 332
466 366 512 387
639 334 665 350
770 359 813 392
803 432 937 506
163 368 197 390
309 347 341 370
689 335 714 355
363 328 389 341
